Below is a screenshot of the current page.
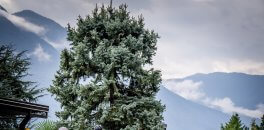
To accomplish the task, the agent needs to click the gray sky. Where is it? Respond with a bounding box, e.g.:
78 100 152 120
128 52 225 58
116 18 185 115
1 0 264 79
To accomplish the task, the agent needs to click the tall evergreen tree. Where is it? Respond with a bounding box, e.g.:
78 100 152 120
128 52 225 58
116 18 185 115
221 113 248 130
49 4 165 130
260 115 264 130
0 44 44 128
251 119 260 130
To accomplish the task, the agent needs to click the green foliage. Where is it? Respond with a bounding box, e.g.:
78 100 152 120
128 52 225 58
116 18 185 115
221 114 264 130
0 45 44 102
260 115 264 130
34 120 58 130
251 119 260 130
248 114 264 130
221 113 248 130
49 4 165 130
0 44 44 129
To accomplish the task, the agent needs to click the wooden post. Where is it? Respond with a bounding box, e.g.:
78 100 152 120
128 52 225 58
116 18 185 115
19 113 31 130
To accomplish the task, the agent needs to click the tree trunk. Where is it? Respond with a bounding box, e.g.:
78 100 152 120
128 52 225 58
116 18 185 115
109 83 114 107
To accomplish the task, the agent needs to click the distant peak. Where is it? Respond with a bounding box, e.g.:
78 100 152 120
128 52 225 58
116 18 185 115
13 9 65 29
0 5 7 12
15 10 38 15
13 9 49 21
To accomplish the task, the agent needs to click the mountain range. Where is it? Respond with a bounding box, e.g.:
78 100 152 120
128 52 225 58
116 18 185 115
161 72 264 129
0 5 263 130
0 5 7 12
166 72 264 109
0 6 63 120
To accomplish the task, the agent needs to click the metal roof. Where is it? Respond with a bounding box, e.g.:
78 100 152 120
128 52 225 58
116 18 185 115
0 97 49 129
0 97 49 118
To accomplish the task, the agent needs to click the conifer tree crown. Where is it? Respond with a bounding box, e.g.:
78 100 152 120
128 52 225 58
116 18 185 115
49 4 165 130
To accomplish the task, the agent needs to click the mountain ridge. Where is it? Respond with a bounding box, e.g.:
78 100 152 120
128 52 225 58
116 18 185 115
0 8 63 120
157 86 230 130
167 72 264 81
13 10 67 45
0 5 7 12
164 72 264 114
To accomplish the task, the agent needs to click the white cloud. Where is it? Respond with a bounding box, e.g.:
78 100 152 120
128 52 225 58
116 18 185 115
164 80 205 101
0 10 45 35
154 58 264 79
0 0 94 26
2 0 264 78
43 37 70 50
204 97 264 118
0 0 19 12
211 60 264 74
140 0 264 79
165 80 264 118
192 0 214 2
32 44 51 62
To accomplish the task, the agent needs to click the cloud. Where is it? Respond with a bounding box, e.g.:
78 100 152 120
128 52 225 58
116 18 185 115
0 0 94 26
32 44 51 62
140 0 264 78
165 80 264 118
0 0 152 27
0 10 45 35
164 80 205 101
1 0 264 78
43 37 70 50
0 0 19 12
155 58 264 79
211 60 264 74
192 0 214 2
204 97 264 118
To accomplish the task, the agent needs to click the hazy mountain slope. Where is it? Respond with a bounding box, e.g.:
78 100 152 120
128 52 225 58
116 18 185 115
157 86 230 130
0 12 59 74
0 13 58 57
13 10 67 43
0 7 61 119
167 72 264 109
0 5 7 12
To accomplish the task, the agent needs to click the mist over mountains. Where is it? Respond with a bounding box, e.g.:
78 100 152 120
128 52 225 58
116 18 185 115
0 5 263 130
0 5 7 12
166 72 264 110
0 6 64 120
162 72 264 129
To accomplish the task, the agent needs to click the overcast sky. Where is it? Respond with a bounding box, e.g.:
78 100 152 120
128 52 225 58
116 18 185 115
1 0 264 79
